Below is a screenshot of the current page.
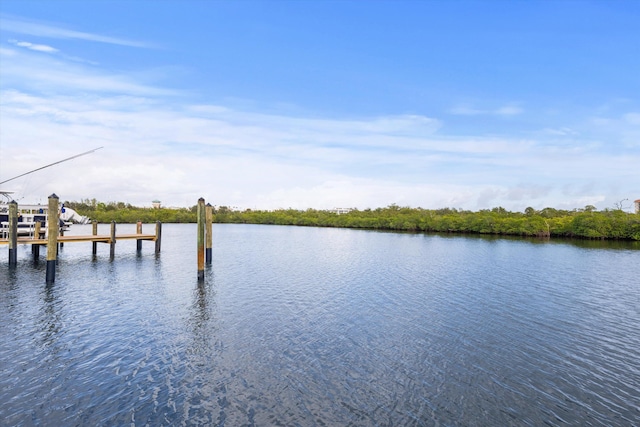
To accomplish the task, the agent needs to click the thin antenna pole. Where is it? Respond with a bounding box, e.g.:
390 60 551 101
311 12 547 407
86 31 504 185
0 146 104 185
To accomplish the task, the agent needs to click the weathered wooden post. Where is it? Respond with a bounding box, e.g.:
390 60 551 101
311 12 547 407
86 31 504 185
8 200 18 266
46 194 59 284
59 223 64 248
110 221 116 259
92 221 98 255
197 197 205 281
32 220 42 258
205 203 213 265
136 220 143 252
155 221 162 254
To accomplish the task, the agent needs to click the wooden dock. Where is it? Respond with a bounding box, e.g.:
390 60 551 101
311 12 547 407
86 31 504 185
4 194 213 283
0 233 157 246
3 194 165 283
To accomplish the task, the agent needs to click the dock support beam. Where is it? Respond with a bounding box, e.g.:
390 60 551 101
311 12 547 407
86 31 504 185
8 200 18 266
110 221 116 259
205 203 213 265
197 197 205 281
46 194 59 284
155 221 162 254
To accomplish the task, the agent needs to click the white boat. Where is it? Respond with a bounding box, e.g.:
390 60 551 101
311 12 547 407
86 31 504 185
0 148 100 239
0 192 90 239
0 202 50 238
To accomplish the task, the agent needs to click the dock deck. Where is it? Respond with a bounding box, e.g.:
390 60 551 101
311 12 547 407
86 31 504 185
0 233 157 245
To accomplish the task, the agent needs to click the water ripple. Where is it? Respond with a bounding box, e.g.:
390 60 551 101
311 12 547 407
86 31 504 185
1 225 639 426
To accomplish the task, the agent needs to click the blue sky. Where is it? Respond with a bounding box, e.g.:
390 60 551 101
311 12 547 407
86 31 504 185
0 0 638 211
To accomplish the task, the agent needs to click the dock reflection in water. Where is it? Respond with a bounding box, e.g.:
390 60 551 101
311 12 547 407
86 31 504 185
1 223 639 425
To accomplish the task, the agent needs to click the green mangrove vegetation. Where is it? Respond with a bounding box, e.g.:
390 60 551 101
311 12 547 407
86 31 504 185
65 199 640 241
66 200 195 224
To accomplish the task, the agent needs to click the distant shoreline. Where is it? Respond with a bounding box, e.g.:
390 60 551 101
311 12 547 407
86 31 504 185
65 201 640 241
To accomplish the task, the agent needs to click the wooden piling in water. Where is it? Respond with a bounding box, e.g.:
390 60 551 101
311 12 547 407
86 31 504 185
197 198 205 281
46 194 59 284
32 221 42 258
92 221 98 255
8 200 18 266
155 221 162 254
136 220 143 252
110 221 116 259
205 203 213 265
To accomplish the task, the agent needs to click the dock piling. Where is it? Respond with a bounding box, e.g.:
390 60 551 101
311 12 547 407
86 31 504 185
197 198 205 281
155 221 162 254
136 220 143 252
92 221 98 255
205 203 213 265
32 221 42 258
46 194 59 284
110 221 116 259
8 200 18 266
35 220 43 239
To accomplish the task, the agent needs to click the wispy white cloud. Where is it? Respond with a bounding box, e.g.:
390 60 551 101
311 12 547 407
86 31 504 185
9 39 58 53
587 111 640 150
449 103 523 116
0 46 16 56
7 38 100 64
1 15 152 48
0 24 637 212
2 85 637 211
0 47 175 95
623 112 640 125
541 127 579 136
495 105 523 116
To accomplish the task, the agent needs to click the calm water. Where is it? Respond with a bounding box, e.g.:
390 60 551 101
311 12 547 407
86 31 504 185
1 224 639 426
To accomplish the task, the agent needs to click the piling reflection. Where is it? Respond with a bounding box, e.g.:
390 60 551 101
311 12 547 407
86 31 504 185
39 282 63 350
180 274 223 424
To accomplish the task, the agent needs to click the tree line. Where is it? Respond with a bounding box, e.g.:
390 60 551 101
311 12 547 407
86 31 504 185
65 199 195 224
65 199 640 241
